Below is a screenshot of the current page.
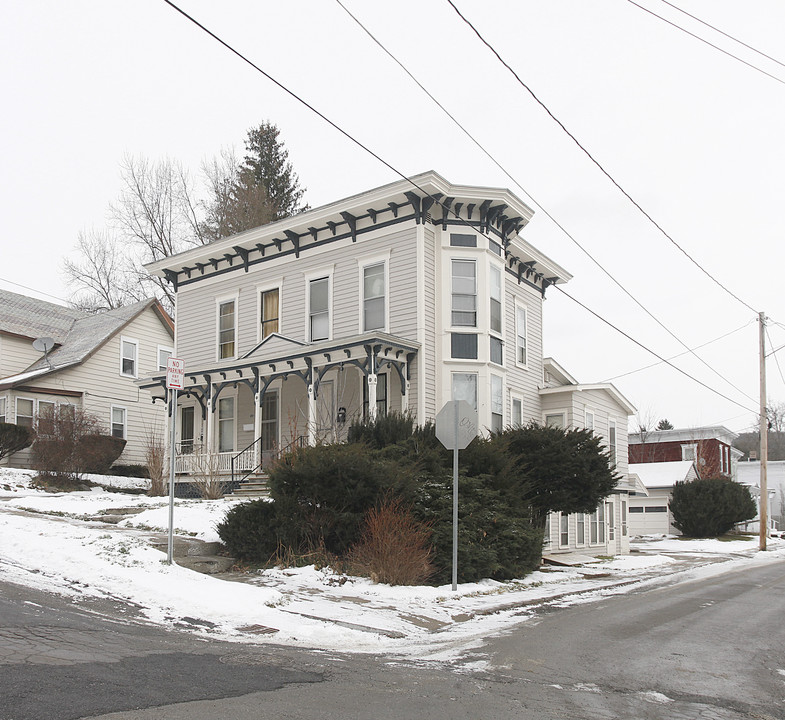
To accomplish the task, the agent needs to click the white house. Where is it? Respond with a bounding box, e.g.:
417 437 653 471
0 290 174 467
735 460 783 533
141 171 635 555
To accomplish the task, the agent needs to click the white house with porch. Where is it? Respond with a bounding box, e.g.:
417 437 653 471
140 171 635 555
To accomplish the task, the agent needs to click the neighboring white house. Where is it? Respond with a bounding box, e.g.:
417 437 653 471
735 460 783 533
141 170 635 555
0 289 174 466
627 460 698 535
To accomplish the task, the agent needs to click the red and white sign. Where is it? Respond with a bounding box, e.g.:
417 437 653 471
166 357 185 390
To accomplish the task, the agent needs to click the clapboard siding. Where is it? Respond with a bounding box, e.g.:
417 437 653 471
0 334 42 378
420 227 436 420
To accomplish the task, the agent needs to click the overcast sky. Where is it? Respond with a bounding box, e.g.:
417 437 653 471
2 0 784 433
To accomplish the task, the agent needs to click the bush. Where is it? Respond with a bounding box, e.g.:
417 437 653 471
217 499 280 562
109 464 149 478
348 495 434 585
347 411 418 449
670 477 758 537
76 434 127 474
0 422 33 461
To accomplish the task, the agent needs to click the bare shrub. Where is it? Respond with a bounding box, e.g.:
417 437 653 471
348 495 434 586
190 446 227 499
145 426 167 496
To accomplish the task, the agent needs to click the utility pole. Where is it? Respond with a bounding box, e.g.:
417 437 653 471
759 311 768 552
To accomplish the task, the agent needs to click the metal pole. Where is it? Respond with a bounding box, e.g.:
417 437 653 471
167 387 178 565
452 411 459 592
759 311 768 551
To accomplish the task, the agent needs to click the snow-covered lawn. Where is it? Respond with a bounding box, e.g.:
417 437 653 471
1 467 783 656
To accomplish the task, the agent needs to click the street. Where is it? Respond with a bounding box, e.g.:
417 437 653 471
1 559 784 720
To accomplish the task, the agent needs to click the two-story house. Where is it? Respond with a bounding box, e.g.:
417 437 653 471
0 290 173 467
141 171 635 555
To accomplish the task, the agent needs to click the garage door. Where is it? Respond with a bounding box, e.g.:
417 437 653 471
629 502 672 535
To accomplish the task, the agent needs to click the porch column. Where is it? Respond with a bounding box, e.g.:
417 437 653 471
205 384 215 454
307 383 317 446
254 392 262 466
367 373 378 421
401 360 410 414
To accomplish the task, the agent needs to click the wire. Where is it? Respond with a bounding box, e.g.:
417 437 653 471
555 285 758 414
766 327 785 387
657 0 785 71
161 0 759 416
336 0 757 404
0 277 69 304
603 321 754 382
445 0 759 315
627 0 785 86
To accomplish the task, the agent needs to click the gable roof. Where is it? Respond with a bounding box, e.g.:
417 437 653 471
629 426 738 446
0 291 173 388
628 460 698 489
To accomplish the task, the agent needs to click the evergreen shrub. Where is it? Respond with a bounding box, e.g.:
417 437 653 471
670 477 757 537
216 499 279 562
0 422 33 461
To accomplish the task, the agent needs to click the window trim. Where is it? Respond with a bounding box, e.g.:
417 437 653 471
110 405 127 440
358 252 390 333
451 372 478 411
257 282 283 342
217 392 237 454
576 513 587 547
15 396 34 427
511 394 523 428
215 294 239 361
451 258 478 328
543 411 567 429
584 409 595 431
305 267 334 342
0 396 6 424
157 345 174 373
608 418 617 468
489 262 503 336
515 302 528 368
36 400 56 436
490 374 503 433
119 336 139 378
559 513 569 547
681 443 698 461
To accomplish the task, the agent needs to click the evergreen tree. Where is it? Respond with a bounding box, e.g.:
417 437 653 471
656 418 674 430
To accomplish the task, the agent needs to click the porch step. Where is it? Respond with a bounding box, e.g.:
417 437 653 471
228 479 270 498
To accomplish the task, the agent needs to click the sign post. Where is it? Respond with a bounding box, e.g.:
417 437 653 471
165 358 185 566
435 400 478 591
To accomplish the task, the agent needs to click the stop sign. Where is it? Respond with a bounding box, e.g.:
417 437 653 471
435 400 478 450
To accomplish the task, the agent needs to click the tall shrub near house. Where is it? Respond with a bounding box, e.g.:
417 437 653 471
0 422 33 461
670 477 757 537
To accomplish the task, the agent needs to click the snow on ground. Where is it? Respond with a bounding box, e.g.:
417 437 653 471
1 468 784 657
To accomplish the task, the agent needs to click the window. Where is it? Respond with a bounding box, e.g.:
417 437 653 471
489 239 503 256
576 513 586 545
309 277 329 341
60 404 75 422
363 373 388 419
452 373 478 411
363 263 386 331
180 406 195 454
218 396 235 453
490 336 503 365
120 338 138 377
490 265 502 334
608 420 617 468
645 506 668 513
545 413 564 428
451 260 477 327
585 410 594 431
37 401 55 435
560 513 569 546
590 504 605 544
725 445 730 474
16 398 33 427
218 300 236 359
491 375 503 433
515 305 527 366
606 502 615 542
111 406 127 439
157 346 172 372
629 506 644 514
260 288 280 339
621 501 627 536
0 397 5 424
512 398 522 427
451 333 478 359
450 233 476 247
681 443 697 461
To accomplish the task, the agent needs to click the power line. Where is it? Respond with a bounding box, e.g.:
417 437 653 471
657 0 785 71
555 285 757 414
625 0 785 86
766 327 785 387
336 0 757 404
0 277 69 304
445 0 759 315
603 321 754 382
162 0 759 416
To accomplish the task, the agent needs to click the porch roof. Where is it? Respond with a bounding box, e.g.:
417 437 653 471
138 332 419 409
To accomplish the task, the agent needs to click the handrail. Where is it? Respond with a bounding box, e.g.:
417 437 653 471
230 435 308 485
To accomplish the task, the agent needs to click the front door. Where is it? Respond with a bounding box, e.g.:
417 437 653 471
315 380 335 444
260 390 279 468
180 406 195 454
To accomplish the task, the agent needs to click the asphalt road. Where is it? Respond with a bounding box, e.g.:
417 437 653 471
1 559 784 720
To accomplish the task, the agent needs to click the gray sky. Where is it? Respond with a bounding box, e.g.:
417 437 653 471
2 0 784 433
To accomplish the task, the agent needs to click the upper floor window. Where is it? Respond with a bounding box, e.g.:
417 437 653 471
490 336 503 365
682 443 697 462
490 265 502 334
363 262 386 332
261 288 280 339
451 260 476 327
515 305 527 366
120 338 138 377
157 346 172 372
608 420 617 468
16 398 33 427
309 277 329 341
450 233 477 247
218 300 236 359
585 410 595 431
451 333 478 360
